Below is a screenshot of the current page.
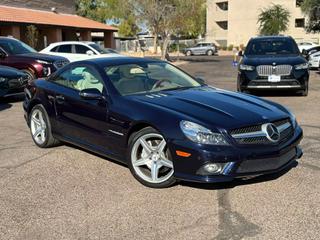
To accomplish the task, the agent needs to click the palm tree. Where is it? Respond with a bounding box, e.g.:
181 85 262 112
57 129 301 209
258 4 290 35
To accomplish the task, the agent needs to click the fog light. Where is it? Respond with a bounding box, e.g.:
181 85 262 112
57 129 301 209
204 163 222 173
197 162 236 176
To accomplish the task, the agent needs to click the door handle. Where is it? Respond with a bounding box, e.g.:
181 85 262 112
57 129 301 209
55 95 65 104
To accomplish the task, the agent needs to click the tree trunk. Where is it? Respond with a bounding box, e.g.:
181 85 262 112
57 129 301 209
153 34 158 54
161 34 170 60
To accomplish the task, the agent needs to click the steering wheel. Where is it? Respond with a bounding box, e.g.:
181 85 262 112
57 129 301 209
152 79 172 89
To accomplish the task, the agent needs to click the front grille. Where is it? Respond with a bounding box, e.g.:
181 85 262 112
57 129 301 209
54 60 69 69
230 118 293 145
236 148 296 173
256 65 292 76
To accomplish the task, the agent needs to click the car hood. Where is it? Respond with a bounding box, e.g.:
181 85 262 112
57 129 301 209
130 86 288 130
0 65 26 78
243 54 306 66
17 52 68 62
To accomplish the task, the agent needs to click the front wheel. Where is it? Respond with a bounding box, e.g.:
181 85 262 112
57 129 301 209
29 104 60 148
186 50 192 56
299 80 309 96
128 127 176 188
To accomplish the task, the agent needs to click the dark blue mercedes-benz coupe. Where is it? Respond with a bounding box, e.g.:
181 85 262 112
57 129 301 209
23 57 303 188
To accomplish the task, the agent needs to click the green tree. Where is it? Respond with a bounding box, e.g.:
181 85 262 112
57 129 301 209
300 0 320 32
258 4 290 35
76 0 139 37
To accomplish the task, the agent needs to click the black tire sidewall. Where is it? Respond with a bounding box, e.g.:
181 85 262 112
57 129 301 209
127 127 176 188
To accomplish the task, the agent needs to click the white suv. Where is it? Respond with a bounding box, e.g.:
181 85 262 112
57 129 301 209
40 41 122 62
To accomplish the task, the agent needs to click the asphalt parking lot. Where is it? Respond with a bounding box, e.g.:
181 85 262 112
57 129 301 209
0 56 319 240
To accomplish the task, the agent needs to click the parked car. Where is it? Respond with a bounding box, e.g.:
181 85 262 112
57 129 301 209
238 36 309 96
297 41 319 53
302 46 320 60
24 57 303 188
308 51 320 69
182 43 217 56
0 65 28 98
0 37 69 81
40 41 122 62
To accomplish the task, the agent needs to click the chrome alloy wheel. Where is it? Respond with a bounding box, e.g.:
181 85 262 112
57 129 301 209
30 109 47 145
131 133 174 184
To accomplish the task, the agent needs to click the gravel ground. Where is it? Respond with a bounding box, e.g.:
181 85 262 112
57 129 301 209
0 56 319 240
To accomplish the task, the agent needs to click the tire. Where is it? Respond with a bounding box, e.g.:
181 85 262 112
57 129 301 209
300 80 309 96
186 50 192 56
29 104 60 148
128 127 176 188
207 50 214 56
22 69 36 81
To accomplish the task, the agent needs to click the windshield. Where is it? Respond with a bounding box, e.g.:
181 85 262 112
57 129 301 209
105 62 201 96
245 38 300 56
0 39 36 55
89 43 115 54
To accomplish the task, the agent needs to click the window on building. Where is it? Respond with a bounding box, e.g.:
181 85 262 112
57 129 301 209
216 2 228 11
216 21 228 30
295 18 305 28
296 0 304 7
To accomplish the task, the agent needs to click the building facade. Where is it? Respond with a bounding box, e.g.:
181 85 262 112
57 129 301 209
0 0 117 50
206 0 319 47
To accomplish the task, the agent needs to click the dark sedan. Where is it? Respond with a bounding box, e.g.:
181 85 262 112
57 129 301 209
0 65 28 98
23 57 303 188
238 36 309 96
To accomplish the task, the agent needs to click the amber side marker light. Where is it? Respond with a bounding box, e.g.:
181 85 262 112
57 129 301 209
176 151 191 157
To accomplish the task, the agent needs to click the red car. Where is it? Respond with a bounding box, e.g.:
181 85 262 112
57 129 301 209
0 37 69 80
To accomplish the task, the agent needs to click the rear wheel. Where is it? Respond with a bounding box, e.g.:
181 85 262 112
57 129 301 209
128 127 176 188
29 104 60 148
186 50 192 56
207 50 214 56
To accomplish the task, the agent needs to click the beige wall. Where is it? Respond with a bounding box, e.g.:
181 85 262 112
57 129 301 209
206 0 319 47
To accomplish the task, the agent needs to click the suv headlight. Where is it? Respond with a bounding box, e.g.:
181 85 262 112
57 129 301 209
0 77 7 83
295 62 309 70
239 64 255 71
36 59 50 64
180 121 229 145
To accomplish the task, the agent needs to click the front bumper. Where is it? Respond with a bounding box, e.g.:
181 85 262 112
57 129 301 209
170 126 303 183
238 69 309 90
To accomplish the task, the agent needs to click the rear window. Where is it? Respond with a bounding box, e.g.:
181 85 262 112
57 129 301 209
245 38 300 55
57 45 72 53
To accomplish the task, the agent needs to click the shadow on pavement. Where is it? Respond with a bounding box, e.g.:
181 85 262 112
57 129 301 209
180 161 298 190
171 56 221 63
0 102 12 111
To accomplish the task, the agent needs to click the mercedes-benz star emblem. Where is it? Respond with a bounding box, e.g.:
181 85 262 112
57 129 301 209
262 123 280 143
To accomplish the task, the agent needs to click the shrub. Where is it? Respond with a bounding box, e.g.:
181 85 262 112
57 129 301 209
227 44 234 51
169 43 188 53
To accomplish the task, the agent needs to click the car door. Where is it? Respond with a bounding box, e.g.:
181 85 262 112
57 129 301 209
50 64 114 154
74 44 97 60
53 44 78 62
192 44 202 55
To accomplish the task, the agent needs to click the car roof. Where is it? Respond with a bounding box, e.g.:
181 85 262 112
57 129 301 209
48 41 95 46
73 57 163 67
249 35 293 41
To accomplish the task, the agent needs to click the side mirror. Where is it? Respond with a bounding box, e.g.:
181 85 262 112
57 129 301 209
86 50 94 56
79 88 104 100
195 76 206 85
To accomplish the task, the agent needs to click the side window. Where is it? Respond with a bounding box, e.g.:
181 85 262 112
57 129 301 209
74 44 92 54
57 44 72 53
50 46 59 52
52 66 104 93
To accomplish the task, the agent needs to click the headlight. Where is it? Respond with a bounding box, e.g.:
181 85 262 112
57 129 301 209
180 121 229 145
283 106 297 129
36 59 50 64
239 64 255 71
295 62 309 70
0 77 7 83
